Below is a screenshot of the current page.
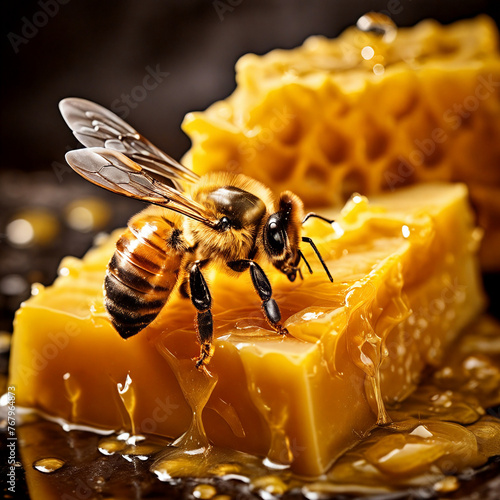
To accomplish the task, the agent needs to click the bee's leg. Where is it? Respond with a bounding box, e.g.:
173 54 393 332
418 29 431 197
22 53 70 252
189 261 214 370
228 260 288 335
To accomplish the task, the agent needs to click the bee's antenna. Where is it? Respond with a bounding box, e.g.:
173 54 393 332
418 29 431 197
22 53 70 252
301 237 333 283
302 213 335 225
298 249 313 275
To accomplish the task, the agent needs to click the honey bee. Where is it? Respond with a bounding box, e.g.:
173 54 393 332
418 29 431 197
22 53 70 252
60 98 333 369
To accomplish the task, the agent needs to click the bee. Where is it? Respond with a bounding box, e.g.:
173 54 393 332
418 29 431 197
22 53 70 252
60 98 333 370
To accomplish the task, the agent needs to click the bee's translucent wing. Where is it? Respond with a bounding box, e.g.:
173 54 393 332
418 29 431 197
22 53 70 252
65 148 217 226
59 98 199 191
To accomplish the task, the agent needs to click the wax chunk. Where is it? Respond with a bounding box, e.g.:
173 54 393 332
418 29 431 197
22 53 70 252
9 183 484 475
182 16 500 269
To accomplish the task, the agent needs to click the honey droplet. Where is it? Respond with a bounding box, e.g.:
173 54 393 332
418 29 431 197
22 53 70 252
33 458 65 473
434 475 459 493
97 433 165 458
98 436 128 455
251 475 288 495
193 483 217 499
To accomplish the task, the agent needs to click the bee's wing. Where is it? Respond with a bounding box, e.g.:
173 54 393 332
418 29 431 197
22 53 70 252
65 147 218 226
59 98 199 191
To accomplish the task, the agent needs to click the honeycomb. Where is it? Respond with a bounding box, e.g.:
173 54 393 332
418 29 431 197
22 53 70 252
182 16 500 269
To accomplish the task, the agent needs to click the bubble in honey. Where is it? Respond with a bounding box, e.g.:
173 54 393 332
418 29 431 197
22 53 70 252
30 283 44 297
193 483 217 499
356 12 397 43
33 458 65 473
58 267 70 277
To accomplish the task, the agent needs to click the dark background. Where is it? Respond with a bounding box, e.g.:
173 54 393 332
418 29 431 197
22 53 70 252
2 0 500 168
1 3 500 497
1 0 500 333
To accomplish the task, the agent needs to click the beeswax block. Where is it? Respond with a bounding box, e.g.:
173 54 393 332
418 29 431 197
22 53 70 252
9 183 484 475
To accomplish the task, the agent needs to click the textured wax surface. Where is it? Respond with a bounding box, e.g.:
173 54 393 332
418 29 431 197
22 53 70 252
183 16 500 269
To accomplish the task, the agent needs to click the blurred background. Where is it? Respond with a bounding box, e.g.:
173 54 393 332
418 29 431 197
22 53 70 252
1 0 499 338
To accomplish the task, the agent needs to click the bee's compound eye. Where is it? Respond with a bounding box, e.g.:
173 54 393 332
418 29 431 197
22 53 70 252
265 215 286 256
270 229 284 248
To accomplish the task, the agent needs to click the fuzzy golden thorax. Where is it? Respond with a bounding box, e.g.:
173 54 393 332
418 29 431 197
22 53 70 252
187 172 277 267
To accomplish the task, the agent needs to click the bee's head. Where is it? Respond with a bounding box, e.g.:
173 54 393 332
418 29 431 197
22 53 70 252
262 191 304 282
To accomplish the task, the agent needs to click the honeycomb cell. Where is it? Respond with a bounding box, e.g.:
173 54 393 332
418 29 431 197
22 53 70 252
303 164 331 195
380 158 417 192
364 125 390 162
258 146 296 184
274 114 302 146
317 124 348 165
341 169 367 201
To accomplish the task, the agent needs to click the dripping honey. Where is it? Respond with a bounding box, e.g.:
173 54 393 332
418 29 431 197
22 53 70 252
12 314 500 498
9 182 497 497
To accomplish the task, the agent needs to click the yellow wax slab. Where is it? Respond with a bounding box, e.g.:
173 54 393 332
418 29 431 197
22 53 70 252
9 183 484 475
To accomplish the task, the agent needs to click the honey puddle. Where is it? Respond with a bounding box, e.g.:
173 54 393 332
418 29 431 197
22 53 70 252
7 316 500 498
149 325 500 496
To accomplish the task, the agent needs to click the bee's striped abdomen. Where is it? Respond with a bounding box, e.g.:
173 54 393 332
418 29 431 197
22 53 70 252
105 207 187 339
